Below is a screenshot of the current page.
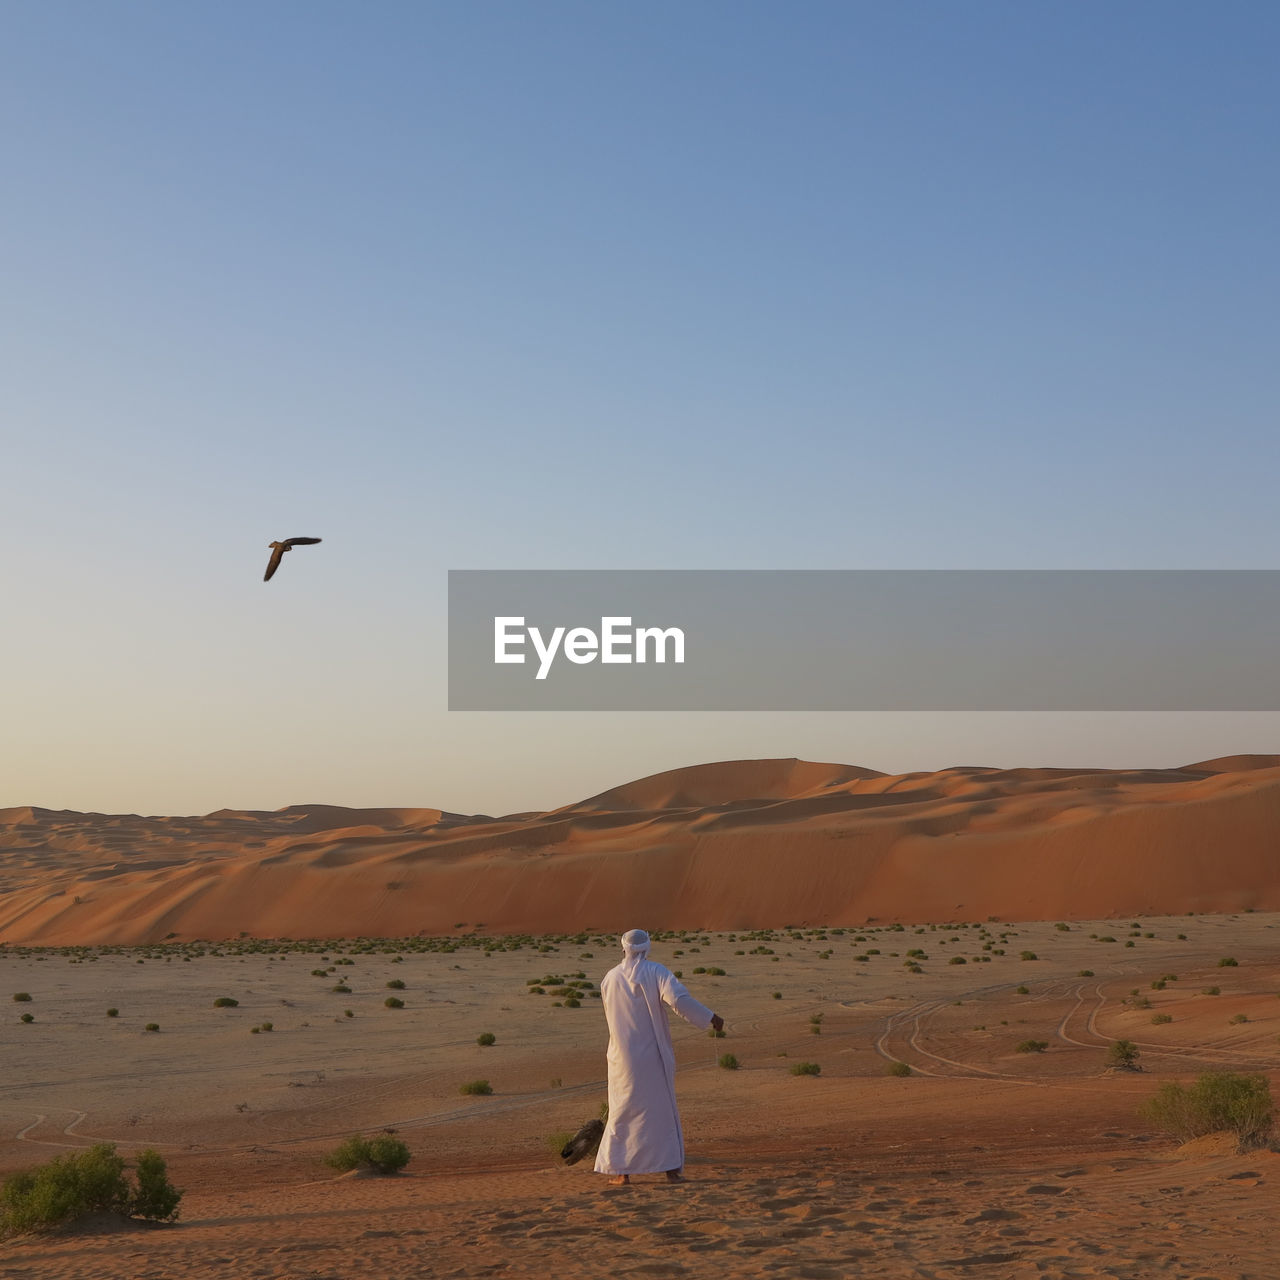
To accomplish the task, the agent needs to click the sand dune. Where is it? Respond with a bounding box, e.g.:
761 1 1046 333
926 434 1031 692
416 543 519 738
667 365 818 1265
3 757 1280 944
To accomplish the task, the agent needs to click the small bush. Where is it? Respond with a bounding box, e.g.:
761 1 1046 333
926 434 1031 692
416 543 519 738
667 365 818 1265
331 984 352 994
259 1021 273 1032
1202 985 1221 996
476 1032 496 1046
106 1008 119 1018
718 1053 739 1070
948 956 967 965
1020 951 1038 961
886 1061 912 1077
384 996 405 1009
144 1023 159 1032
130 1150 182 1221
386 979 406 990
0 1143 181 1236
1079 970 1094 977
324 1134 411 1175
790 1062 821 1076
1015 985 1029 995
1152 1013 1173 1025
1016 1040 1048 1053
19 1013 33 1024
1140 1072 1273 1148
11 994 31 1003
771 991 782 1000
1108 1039 1141 1070
1230 1013 1249 1025
212 997 238 1008
1219 957 1239 967
460 1079 493 1096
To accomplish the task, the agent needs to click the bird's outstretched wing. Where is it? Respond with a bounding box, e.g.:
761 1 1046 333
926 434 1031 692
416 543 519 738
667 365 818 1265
264 545 286 581
283 537 322 547
560 1118 605 1165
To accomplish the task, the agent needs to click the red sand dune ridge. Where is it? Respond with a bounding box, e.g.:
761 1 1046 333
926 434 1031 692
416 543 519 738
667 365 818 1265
2 755 1280 944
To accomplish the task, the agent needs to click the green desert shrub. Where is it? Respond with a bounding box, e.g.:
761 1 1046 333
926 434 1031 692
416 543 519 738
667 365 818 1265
0 1144 180 1236
106 1008 119 1018
476 1032 496 1046
144 1023 159 1032
886 1061 912 1077
130 1150 182 1221
1020 951 1038 961
460 1079 493 1096
1015 985 1029 995
212 997 238 1008
790 1062 821 1076
384 996 405 1009
1230 1013 1249 1025
1079 970 1095 977
19 1013 33 1024
1140 1072 1274 1148
1107 1039 1141 1070
324 1134 411 1175
718 1053 739 1070
1152 1013 1173 1025
11 993 31 1003
1016 1039 1049 1054
1219 957 1239 967
386 979 406 990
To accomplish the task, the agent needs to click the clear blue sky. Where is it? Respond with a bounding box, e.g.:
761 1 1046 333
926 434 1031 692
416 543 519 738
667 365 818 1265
3 2 1278 816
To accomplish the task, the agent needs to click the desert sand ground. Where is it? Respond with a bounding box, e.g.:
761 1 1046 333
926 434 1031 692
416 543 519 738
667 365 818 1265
2 913 1279 1279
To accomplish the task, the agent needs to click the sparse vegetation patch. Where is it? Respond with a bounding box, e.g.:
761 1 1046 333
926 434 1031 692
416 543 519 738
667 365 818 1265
324 1134 411 1175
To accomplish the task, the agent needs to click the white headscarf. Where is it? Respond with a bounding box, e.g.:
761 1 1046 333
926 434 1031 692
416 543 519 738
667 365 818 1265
620 928 650 984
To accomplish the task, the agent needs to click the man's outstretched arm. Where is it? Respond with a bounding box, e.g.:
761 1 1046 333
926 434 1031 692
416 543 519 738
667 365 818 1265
661 969 724 1032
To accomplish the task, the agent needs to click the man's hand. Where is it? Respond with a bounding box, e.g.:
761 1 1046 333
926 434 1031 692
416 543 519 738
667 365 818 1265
710 1014 725 1034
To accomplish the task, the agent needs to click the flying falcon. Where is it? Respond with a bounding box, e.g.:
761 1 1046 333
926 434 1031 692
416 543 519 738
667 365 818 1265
263 537 322 582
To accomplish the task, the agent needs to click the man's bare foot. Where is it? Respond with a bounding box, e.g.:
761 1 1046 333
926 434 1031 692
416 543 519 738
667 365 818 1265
665 1170 685 1182
608 1175 630 1186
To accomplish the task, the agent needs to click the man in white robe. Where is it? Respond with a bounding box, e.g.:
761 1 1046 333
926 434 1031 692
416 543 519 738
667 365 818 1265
595 928 725 1185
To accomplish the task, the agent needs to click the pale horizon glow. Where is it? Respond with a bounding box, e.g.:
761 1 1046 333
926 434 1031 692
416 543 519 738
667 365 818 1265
3 2 1279 817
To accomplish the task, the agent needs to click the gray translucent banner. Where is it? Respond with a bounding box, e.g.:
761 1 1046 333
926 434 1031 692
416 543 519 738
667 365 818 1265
448 570 1280 710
